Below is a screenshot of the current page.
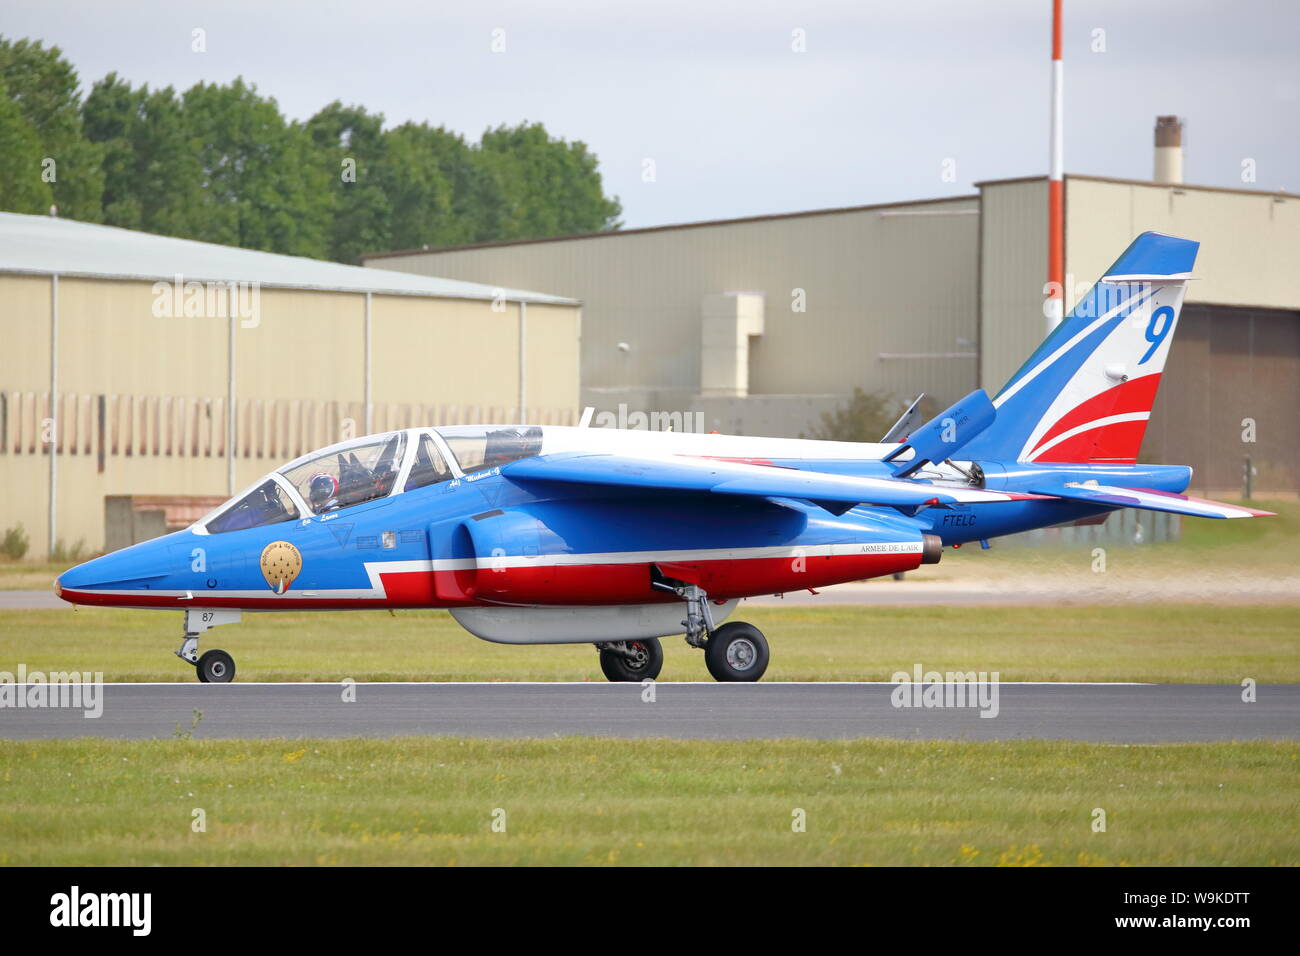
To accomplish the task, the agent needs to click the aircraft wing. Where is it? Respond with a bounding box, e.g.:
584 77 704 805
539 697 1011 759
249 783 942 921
502 452 1044 513
1029 482 1274 519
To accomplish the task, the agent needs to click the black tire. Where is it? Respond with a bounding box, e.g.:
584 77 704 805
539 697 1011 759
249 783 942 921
196 649 236 683
598 638 664 682
704 622 769 682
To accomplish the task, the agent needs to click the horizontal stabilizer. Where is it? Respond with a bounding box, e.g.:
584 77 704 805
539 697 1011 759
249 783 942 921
505 452 1044 513
1029 482 1274 520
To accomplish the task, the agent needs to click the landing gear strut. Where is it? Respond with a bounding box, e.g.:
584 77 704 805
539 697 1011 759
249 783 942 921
175 609 241 683
652 574 771 683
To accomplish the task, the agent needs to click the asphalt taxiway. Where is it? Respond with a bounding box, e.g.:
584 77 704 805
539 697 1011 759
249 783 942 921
2 682 1295 742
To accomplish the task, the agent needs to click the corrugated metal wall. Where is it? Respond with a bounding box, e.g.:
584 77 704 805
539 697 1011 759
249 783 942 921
1063 177 1300 493
1145 304 1300 494
0 275 580 555
976 179 1049 393
1065 177 1300 312
366 197 982 416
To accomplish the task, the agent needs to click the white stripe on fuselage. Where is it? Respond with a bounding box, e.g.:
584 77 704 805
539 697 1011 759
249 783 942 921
67 542 925 602
536 426 898 462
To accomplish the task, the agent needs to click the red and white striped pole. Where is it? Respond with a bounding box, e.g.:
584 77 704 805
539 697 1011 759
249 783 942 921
1047 0 1065 333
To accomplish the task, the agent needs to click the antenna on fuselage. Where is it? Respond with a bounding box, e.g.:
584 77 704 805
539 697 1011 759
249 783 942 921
880 394 926 443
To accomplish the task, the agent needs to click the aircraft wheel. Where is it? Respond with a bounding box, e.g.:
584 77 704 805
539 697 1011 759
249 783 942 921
705 623 769 682
196 649 236 683
598 639 663 682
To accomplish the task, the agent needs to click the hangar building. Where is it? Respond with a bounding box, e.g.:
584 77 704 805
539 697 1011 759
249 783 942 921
0 212 581 557
366 171 1299 496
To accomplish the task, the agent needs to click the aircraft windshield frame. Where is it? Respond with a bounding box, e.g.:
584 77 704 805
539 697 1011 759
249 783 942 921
196 473 303 536
435 425 544 474
193 430 426 534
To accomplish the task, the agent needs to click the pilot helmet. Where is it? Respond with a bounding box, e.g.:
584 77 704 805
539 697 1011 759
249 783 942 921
308 472 339 507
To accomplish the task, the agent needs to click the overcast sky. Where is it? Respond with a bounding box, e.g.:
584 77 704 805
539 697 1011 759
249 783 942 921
6 0 1297 229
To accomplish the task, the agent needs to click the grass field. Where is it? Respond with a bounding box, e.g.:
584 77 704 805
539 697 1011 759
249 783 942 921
2 602 1298 682
1 736 1294 866
2 504 1295 868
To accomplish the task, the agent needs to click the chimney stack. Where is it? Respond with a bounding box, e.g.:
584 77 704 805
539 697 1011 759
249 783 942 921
1154 116 1184 184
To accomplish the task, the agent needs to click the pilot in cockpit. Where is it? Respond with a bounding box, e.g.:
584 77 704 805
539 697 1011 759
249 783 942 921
308 472 340 513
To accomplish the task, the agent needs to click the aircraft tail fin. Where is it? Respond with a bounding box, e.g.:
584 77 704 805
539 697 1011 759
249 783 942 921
961 231 1198 464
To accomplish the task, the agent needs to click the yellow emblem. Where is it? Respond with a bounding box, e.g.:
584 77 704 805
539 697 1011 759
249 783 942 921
259 540 302 594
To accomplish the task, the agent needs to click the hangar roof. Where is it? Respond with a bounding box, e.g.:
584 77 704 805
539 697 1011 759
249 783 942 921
0 211 579 306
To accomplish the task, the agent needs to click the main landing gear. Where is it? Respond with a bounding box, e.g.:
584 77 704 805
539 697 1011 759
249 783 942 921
597 639 664 681
175 609 242 683
592 579 770 683
704 622 770 682
672 581 769 682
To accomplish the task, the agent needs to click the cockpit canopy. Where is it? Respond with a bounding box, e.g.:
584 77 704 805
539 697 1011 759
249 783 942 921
281 431 407 516
199 425 543 534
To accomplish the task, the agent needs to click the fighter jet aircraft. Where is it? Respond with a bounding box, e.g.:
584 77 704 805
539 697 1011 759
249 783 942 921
55 232 1271 682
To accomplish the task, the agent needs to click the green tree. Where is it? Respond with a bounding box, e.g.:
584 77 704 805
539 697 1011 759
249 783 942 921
380 122 476 251
306 101 393 263
475 122 622 241
82 74 206 236
0 36 102 221
181 78 330 257
2 35 625 260
0 78 53 214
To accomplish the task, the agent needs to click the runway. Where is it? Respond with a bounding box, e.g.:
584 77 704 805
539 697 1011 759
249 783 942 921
2 682 1296 742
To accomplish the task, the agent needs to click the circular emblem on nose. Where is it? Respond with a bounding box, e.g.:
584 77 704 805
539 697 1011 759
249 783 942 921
259 540 302 594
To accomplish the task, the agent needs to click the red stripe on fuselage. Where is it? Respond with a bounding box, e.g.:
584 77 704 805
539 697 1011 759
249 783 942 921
59 550 923 611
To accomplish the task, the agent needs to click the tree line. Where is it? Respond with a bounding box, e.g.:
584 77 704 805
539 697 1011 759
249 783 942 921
0 36 623 263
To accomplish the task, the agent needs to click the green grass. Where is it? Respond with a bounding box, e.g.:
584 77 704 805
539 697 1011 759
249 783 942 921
4 603 1298 683
1 737 1294 866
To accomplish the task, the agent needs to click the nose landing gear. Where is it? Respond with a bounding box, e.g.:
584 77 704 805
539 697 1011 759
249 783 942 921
175 609 241 683
196 649 236 683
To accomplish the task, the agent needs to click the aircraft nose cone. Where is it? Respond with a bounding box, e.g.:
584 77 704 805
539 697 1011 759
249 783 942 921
57 553 111 592
55 533 183 604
